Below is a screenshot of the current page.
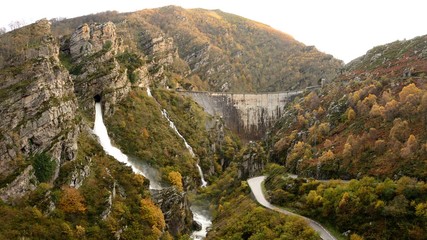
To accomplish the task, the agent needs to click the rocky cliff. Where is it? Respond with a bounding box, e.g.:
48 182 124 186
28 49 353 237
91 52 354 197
0 19 78 201
152 187 195 237
62 21 131 116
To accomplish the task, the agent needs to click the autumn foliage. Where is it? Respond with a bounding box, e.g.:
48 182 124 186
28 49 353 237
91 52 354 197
58 186 86 214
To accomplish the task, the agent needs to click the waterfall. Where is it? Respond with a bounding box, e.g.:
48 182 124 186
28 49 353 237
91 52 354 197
146 88 207 187
146 87 211 239
161 109 208 187
93 102 162 190
191 207 212 240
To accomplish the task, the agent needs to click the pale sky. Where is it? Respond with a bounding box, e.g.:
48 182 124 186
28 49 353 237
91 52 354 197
1 0 426 63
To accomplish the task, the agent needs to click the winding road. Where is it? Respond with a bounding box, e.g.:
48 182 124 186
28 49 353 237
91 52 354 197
247 176 337 240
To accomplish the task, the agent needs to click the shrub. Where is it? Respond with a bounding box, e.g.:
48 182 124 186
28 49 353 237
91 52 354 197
31 152 56 182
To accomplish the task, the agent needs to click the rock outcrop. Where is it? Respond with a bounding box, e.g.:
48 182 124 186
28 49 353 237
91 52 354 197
65 22 132 116
70 22 118 60
238 142 266 179
152 187 195 237
0 19 78 201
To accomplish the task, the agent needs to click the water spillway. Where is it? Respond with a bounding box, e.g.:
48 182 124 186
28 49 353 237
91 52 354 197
93 102 162 190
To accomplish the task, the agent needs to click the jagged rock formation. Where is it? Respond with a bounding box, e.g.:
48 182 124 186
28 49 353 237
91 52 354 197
0 19 78 200
237 142 266 179
152 187 195 237
63 22 132 116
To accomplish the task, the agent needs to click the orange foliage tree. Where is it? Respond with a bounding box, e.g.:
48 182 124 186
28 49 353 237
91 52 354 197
140 198 165 238
168 171 183 192
58 187 87 214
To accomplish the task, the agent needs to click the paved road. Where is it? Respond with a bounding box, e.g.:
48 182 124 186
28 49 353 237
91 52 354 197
247 176 337 240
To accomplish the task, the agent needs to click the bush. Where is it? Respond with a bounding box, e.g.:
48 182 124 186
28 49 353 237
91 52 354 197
31 152 56 182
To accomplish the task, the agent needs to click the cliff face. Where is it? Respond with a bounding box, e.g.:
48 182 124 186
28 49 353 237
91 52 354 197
64 22 131 116
0 19 78 200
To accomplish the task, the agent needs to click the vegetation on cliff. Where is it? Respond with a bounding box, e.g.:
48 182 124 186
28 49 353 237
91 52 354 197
0 133 168 239
265 34 427 239
269 70 426 180
51 6 343 92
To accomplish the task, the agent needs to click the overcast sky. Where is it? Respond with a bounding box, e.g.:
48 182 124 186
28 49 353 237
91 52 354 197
1 0 426 63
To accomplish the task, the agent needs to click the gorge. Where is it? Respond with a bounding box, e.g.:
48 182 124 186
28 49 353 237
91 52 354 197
0 5 426 240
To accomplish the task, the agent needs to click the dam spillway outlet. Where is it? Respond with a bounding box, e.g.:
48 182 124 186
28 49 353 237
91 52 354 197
94 94 102 103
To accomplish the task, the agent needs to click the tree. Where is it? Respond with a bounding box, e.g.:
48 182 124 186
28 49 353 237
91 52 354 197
319 150 334 162
400 135 418 158
389 118 410 143
342 143 353 158
399 83 421 102
369 103 384 117
383 99 399 121
31 152 57 183
346 107 356 122
8 20 24 30
350 234 364 240
168 171 183 191
140 198 165 237
58 187 87 214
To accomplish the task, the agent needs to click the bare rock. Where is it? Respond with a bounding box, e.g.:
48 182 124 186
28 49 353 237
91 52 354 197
152 187 195 237
0 165 37 202
0 21 79 193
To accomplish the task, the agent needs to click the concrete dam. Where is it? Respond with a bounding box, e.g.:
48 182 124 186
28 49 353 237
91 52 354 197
179 90 303 140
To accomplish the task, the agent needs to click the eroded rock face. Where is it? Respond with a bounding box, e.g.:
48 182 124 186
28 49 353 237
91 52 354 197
67 22 132 116
152 187 194 237
0 20 79 200
70 22 118 60
0 165 37 202
238 142 266 179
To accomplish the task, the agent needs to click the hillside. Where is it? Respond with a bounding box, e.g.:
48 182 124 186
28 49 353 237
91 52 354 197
0 7 334 239
51 6 343 92
268 34 427 180
264 34 427 239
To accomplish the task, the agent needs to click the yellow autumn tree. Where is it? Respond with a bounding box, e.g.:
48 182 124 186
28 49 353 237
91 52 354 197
399 83 421 102
346 107 356 122
168 171 183 192
369 103 384 117
140 198 165 238
350 233 364 240
342 143 353 158
383 99 399 121
389 118 410 142
319 150 335 162
58 187 86 214
400 134 418 158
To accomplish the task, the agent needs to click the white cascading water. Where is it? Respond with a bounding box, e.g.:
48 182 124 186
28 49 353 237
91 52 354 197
191 208 212 240
147 88 207 187
93 102 162 190
146 87 211 239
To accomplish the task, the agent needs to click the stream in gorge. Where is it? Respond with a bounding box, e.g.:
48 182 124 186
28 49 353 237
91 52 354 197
93 97 211 239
